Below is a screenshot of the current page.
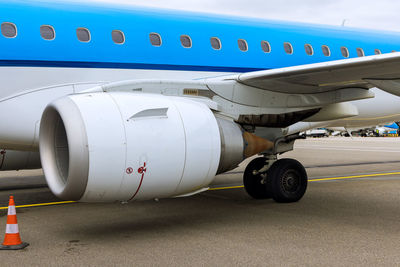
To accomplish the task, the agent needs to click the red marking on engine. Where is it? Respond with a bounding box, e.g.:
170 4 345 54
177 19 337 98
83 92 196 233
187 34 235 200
126 167 134 174
138 162 147 174
129 162 147 201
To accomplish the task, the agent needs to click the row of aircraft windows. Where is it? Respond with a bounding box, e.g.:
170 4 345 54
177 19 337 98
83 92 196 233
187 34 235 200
1 22 395 57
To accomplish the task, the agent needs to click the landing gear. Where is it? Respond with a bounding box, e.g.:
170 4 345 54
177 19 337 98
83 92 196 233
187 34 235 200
243 157 307 203
266 159 307 203
243 157 270 199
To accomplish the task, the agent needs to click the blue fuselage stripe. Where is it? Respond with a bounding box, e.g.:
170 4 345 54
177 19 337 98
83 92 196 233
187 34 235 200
2 2 400 72
0 60 263 73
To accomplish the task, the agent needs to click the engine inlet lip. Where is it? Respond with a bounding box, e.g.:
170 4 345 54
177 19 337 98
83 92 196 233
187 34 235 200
39 97 89 200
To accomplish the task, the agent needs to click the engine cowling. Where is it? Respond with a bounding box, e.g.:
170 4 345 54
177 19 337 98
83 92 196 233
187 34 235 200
39 92 272 202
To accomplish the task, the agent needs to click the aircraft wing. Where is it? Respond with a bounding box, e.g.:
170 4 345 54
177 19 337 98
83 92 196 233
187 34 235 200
233 52 400 96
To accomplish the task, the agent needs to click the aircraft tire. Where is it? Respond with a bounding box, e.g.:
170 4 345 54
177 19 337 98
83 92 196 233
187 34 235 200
243 157 271 199
266 158 307 203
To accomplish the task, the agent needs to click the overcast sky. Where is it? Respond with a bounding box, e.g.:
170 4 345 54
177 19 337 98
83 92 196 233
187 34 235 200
80 0 400 32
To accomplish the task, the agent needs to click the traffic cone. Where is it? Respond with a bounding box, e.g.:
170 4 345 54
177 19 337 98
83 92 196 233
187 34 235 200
0 196 29 250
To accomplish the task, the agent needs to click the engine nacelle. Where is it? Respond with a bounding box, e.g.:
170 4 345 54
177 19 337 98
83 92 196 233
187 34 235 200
40 93 272 202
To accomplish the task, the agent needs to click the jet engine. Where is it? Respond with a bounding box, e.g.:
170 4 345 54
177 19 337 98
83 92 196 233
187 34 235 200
39 92 272 202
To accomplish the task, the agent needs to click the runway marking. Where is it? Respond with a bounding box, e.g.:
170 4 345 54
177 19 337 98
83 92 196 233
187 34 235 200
0 201 76 210
308 172 400 182
295 146 400 153
208 185 244 191
1 171 400 209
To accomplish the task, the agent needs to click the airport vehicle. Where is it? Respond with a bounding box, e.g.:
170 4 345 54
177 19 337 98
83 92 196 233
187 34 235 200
2 1 400 203
375 123 399 136
334 122 400 137
304 128 329 138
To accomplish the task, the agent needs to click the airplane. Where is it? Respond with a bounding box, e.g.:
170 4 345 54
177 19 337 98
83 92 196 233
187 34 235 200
2 0 400 203
375 122 399 136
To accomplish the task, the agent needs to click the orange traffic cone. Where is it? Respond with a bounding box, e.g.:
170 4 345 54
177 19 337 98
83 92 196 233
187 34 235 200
0 196 29 250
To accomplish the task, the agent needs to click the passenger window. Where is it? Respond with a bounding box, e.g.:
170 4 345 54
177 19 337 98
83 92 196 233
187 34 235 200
1 22 17 38
180 35 192 48
238 39 248 52
40 25 55 40
284 42 293 54
356 48 364 57
341 46 349 58
374 49 381 55
304 44 313 56
76 28 90 42
261 41 271 53
149 33 162 46
322 45 330 57
112 30 125 44
210 37 221 50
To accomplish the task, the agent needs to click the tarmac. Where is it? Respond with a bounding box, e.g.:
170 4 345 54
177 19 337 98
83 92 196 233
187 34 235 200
1 137 400 266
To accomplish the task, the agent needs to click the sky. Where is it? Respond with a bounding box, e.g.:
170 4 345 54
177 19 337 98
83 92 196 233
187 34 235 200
79 0 400 32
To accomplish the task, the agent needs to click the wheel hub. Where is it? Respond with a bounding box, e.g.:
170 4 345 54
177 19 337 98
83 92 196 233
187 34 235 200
281 170 300 193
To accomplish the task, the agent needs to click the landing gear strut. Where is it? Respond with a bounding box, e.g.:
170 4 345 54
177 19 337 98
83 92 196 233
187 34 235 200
243 157 308 203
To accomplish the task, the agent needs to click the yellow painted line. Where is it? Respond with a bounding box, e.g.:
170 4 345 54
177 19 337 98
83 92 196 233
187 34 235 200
209 171 400 191
1 171 400 209
309 172 400 182
208 185 244 191
0 201 76 210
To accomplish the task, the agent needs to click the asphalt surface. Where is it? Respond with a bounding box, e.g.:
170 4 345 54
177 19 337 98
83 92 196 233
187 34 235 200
1 137 400 266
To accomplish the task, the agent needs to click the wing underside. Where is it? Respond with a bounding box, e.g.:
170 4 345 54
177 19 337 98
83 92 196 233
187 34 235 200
232 52 400 95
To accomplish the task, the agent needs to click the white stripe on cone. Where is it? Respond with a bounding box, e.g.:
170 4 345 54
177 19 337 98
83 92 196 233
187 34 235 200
5 224 19 234
7 205 16 216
